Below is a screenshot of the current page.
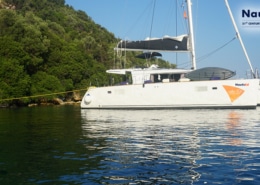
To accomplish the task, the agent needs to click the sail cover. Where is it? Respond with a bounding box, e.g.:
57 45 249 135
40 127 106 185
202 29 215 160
115 35 189 52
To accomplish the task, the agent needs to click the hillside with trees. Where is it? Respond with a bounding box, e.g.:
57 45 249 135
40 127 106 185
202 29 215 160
0 0 175 107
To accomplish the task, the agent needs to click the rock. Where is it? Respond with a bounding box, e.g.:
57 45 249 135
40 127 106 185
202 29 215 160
52 98 64 105
72 92 81 102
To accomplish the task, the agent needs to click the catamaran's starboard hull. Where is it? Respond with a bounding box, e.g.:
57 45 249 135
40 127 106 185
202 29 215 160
81 79 259 109
257 80 260 106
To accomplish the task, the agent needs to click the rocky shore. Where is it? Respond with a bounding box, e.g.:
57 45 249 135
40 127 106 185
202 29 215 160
0 92 82 108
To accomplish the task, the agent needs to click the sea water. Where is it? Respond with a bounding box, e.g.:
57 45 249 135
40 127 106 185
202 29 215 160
0 105 259 184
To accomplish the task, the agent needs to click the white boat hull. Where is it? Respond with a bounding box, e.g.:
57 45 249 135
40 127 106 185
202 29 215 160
258 80 260 105
81 79 259 109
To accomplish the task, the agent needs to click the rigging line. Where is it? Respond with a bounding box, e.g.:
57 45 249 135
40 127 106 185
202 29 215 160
0 88 89 102
176 59 193 68
194 0 199 47
175 0 178 36
196 36 236 63
124 2 151 39
175 0 187 33
182 0 189 34
175 0 187 65
176 0 178 65
149 0 156 38
163 0 175 34
117 0 128 39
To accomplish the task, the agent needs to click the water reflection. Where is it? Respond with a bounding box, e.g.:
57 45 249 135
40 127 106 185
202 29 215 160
81 109 201 184
226 111 243 146
80 108 260 184
1 106 259 184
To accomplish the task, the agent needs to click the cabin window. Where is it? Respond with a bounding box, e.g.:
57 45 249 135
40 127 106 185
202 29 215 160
116 72 132 85
174 74 181 81
151 73 181 82
152 74 162 82
169 74 181 82
109 77 114 86
160 74 169 80
125 72 132 84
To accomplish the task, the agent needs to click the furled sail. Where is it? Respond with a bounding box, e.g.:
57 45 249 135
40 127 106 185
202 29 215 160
115 35 189 52
136 52 162 59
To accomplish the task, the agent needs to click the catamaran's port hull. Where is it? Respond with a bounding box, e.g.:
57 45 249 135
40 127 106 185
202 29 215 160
81 79 259 109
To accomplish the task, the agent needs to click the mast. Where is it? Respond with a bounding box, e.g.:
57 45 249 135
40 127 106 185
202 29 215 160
224 0 255 78
186 0 196 70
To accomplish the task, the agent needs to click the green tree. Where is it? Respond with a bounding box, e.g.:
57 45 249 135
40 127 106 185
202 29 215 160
30 71 64 101
0 58 30 99
0 0 172 106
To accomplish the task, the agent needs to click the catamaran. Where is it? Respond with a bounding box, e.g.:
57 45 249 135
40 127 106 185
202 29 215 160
81 0 259 109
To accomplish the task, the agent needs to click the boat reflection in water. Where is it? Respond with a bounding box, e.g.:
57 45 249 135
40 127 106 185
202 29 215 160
226 111 243 146
80 109 260 184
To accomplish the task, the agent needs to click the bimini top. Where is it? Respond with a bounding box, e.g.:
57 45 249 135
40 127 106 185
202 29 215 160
115 35 189 52
106 65 191 75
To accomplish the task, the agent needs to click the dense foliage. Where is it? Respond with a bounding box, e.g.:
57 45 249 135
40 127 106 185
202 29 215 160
0 0 175 106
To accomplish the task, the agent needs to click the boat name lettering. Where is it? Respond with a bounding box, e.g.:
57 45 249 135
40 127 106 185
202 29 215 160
235 83 249 86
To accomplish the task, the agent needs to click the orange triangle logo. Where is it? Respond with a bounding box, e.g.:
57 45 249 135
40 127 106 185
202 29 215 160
223 85 244 102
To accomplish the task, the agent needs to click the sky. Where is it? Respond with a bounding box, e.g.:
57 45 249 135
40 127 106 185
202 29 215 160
65 0 260 78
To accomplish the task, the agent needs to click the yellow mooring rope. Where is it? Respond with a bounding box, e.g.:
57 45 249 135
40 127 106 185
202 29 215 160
0 88 89 102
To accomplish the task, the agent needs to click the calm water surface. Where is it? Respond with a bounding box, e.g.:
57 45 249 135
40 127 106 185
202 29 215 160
0 105 260 184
